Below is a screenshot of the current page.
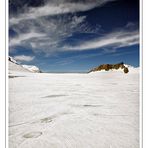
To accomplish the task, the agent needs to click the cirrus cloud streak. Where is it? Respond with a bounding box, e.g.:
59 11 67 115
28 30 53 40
63 29 139 51
14 55 35 62
10 0 115 25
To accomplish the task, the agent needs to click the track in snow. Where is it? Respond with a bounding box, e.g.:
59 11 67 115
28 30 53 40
9 70 139 148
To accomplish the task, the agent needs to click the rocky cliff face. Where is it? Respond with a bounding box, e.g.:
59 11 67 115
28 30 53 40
89 62 129 73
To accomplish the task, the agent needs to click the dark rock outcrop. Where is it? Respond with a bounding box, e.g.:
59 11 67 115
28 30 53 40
123 67 129 73
89 62 129 74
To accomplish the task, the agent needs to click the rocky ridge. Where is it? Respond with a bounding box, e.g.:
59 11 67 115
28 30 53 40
89 62 129 73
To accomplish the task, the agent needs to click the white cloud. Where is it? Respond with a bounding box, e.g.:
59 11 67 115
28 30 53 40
10 25 139 55
10 0 115 25
14 55 35 62
9 0 139 56
63 29 139 51
9 0 117 55
10 32 46 47
9 15 89 54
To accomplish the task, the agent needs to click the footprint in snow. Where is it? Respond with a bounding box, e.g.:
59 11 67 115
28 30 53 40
23 132 42 139
42 94 67 98
40 117 52 123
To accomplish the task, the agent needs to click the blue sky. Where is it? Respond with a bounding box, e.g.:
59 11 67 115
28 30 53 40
9 0 139 72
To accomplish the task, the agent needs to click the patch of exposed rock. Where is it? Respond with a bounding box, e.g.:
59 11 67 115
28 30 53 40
89 62 129 74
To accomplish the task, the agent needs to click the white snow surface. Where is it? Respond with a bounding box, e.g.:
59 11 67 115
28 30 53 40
9 61 30 73
22 65 41 73
9 69 139 148
9 57 41 73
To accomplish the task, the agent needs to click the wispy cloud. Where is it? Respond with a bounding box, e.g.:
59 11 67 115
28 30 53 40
14 55 35 62
10 0 115 25
9 14 97 54
9 23 139 55
63 29 139 51
9 1 113 54
9 0 139 56
10 32 46 47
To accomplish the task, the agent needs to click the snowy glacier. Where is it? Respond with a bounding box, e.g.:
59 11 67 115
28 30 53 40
9 68 139 148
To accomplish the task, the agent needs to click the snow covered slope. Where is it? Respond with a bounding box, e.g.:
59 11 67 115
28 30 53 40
124 64 139 72
9 56 17 64
9 69 139 148
9 56 41 73
9 57 30 73
22 65 41 73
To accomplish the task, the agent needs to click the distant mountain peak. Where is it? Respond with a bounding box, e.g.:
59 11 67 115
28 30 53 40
9 56 42 73
22 65 42 73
